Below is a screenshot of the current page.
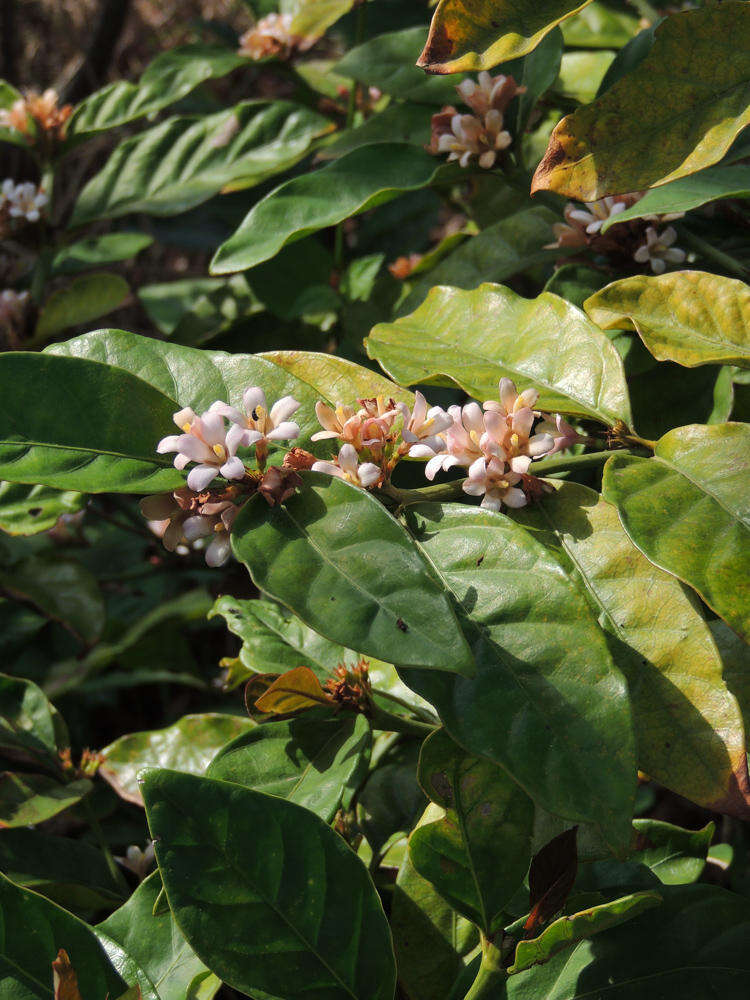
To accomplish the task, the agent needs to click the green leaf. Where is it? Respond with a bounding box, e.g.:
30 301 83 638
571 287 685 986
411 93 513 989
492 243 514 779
632 819 714 886
207 712 371 821
418 0 593 73
210 143 441 274
508 891 662 974
391 852 478 1000
320 105 432 160
368 283 631 426
50 233 153 276
0 772 93 827
0 554 105 644
0 482 84 535
712 619 750 737
35 274 130 339
101 713 254 806
231 474 476 676
561 2 640 49
409 729 534 934
554 50 616 105
504 884 750 998
0 352 182 494
602 424 750 642
532 4 750 200
142 768 397 1000
336 28 462 105
600 165 750 231
72 101 332 225
0 873 131 998
402 504 636 852
289 0 355 36
511 481 750 819
257 349 414 406
585 271 750 369
0 672 67 767
68 45 245 136
98 872 219 1000
397 209 558 315
138 275 262 342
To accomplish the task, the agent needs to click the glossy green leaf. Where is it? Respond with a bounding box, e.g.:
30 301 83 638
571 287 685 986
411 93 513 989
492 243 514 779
98 873 219 1000
289 0 354 36
231 474 475 676
358 741 426 858
35 274 129 340
336 28 462 105
50 234 153 276
0 352 182 494
532 4 750 200
409 729 534 934
0 482 85 535
601 165 750 231
142 768 397 1000
0 554 104 644
403 504 636 852
368 283 631 426
101 713 254 806
0 773 93 827
508 891 662 974
391 852 478 1000
208 712 371 821
0 873 131 998
72 101 332 225
258 349 415 406
505 884 750 998
211 143 441 274
585 271 750 369
418 0 593 72
68 45 245 136
602 424 750 642
632 819 713 886
0 673 67 766
397 209 558 315
511 480 750 818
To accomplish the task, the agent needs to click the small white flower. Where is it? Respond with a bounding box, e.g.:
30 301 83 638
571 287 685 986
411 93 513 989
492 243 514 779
462 456 527 511
1 179 47 223
116 842 156 882
312 443 382 489
633 226 686 274
157 408 245 492
210 387 300 450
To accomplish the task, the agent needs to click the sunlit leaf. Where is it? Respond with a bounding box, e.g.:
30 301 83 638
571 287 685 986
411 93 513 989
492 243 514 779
253 666 334 714
632 819 713 886
0 772 93 827
288 0 355 36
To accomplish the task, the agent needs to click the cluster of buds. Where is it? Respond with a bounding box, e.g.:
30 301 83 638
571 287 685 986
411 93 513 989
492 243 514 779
0 179 47 229
59 747 103 779
238 13 317 61
0 89 72 149
324 658 373 713
428 71 523 169
550 193 686 274
0 289 30 346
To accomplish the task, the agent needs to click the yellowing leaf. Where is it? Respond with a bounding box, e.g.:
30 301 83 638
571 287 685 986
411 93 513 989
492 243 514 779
418 0 593 74
52 949 83 1000
254 666 334 714
585 271 750 369
532 3 750 200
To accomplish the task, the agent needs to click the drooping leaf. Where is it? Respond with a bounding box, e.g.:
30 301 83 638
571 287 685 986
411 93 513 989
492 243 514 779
0 554 105 644
0 773 93 828
100 713 254 806
532 4 750 200
525 827 579 936
142 768 397 1000
0 353 182 494
409 729 534 934
72 102 333 225
211 143 441 274
403 504 636 852
207 711 371 821
98 873 219 1000
600 165 750 231
602 424 750 642
632 819 714 886
418 0 593 73
509 891 662 974
0 672 68 767
50 234 153 276
391 852 478 1000
0 482 85 535
68 45 245 136
504 884 750 998
585 271 750 369
232 474 476 676
368 283 631 425
511 480 750 818
35 274 130 339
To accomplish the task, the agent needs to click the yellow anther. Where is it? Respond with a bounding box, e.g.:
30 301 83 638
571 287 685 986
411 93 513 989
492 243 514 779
212 444 226 459
510 433 519 448
182 422 192 433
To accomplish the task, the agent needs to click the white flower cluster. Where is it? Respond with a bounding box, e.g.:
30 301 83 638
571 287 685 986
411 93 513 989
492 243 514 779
1 179 47 223
238 13 316 61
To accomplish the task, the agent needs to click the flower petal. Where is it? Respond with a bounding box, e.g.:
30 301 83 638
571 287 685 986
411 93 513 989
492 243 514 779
187 464 218 492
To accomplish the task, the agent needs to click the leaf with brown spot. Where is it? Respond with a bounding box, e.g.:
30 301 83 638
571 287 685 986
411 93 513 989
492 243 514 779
52 950 83 1000
532 3 750 200
254 666 335 715
524 826 578 937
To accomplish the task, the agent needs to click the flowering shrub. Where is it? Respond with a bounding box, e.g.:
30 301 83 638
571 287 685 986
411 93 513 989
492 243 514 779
0 1 749 999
